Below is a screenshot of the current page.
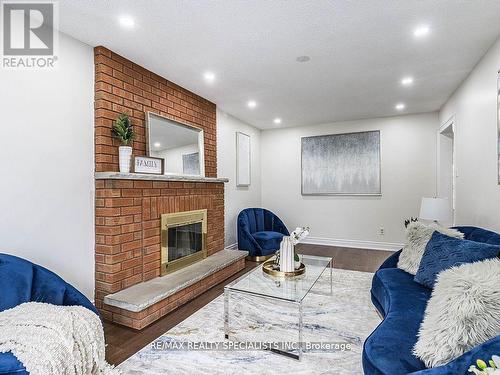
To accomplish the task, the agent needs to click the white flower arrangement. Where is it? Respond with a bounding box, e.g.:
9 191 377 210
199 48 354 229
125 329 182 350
290 226 310 264
290 226 310 245
274 227 311 271
469 356 500 375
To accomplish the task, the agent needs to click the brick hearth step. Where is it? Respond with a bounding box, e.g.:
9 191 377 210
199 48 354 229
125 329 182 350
103 249 248 315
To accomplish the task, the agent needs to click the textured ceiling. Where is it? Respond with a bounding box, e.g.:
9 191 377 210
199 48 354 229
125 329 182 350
59 0 500 129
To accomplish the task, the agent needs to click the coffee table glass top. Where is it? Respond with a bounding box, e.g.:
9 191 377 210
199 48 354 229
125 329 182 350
225 255 332 303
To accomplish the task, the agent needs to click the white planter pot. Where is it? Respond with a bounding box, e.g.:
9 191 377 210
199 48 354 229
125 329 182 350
119 146 133 173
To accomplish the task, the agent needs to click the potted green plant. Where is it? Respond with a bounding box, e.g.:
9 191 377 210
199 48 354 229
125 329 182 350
112 113 135 173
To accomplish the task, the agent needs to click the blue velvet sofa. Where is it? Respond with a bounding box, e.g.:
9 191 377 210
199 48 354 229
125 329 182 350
363 226 500 375
0 253 98 375
237 208 289 258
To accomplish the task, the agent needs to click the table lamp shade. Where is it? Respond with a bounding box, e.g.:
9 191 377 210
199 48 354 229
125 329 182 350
419 197 450 222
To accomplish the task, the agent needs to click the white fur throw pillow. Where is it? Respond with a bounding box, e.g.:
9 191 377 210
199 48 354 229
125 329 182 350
413 258 500 368
397 221 464 275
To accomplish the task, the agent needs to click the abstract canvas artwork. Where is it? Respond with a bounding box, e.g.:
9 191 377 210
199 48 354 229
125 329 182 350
301 130 381 195
236 132 251 186
182 152 200 175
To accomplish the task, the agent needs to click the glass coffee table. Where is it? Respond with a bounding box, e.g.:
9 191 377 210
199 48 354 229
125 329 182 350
224 255 333 360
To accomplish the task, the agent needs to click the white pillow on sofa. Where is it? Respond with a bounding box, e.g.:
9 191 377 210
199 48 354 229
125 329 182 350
397 221 464 275
413 257 500 368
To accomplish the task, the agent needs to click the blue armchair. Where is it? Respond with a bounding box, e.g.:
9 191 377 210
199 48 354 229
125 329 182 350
237 208 290 260
0 253 98 375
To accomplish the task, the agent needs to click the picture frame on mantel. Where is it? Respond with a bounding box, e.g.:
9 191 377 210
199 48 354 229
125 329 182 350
236 132 251 186
133 156 164 175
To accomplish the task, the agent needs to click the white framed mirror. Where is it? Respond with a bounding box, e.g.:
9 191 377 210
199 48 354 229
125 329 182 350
146 112 205 177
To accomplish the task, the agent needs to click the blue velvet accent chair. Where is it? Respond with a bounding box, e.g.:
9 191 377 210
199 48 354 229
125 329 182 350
237 208 290 258
363 226 500 375
0 253 98 375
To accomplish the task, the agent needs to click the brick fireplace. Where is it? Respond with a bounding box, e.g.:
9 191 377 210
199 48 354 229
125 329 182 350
93 46 246 329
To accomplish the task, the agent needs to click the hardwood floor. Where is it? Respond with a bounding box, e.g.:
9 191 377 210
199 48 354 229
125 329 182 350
296 244 393 273
104 245 393 365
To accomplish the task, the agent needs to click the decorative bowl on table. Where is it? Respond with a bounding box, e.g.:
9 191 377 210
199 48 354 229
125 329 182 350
262 257 306 278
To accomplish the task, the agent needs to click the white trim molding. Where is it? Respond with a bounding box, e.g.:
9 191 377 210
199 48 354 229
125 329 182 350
438 115 455 134
224 238 402 252
301 236 402 252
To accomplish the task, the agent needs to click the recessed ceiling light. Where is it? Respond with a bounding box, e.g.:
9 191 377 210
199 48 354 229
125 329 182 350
401 77 414 86
273 118 282 124
203 71 215 83
154 142 161 148
296 55 311 63
395 103 406 111
413 25 430 38
119 16 135 28
247 100 257 109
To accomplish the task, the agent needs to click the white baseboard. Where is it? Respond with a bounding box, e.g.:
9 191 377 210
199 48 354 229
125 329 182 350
301 236 402 252
226 238 401 251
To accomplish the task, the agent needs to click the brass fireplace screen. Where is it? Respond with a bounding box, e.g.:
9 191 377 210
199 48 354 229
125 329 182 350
160 209 207 276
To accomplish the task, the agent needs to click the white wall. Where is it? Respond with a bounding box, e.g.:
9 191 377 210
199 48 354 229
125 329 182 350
439 37 500 233
0 33 95 298
217 110 262 247
260 113 439 247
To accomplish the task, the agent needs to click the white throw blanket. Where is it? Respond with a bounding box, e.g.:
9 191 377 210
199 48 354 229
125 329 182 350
0 302 120 375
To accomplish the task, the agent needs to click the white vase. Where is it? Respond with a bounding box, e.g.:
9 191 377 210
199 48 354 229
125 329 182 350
118 146 132 173
279 236 295 272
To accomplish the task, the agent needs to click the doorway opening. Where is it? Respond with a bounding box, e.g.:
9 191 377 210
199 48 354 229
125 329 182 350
437 118 456 225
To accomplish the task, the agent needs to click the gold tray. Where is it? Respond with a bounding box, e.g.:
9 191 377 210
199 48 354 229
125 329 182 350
262 258 306 277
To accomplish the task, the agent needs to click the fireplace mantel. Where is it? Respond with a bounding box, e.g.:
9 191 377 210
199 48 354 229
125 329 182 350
95 172 229 183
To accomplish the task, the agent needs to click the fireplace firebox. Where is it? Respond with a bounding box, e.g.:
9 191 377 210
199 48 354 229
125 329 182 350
161 209 207 275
